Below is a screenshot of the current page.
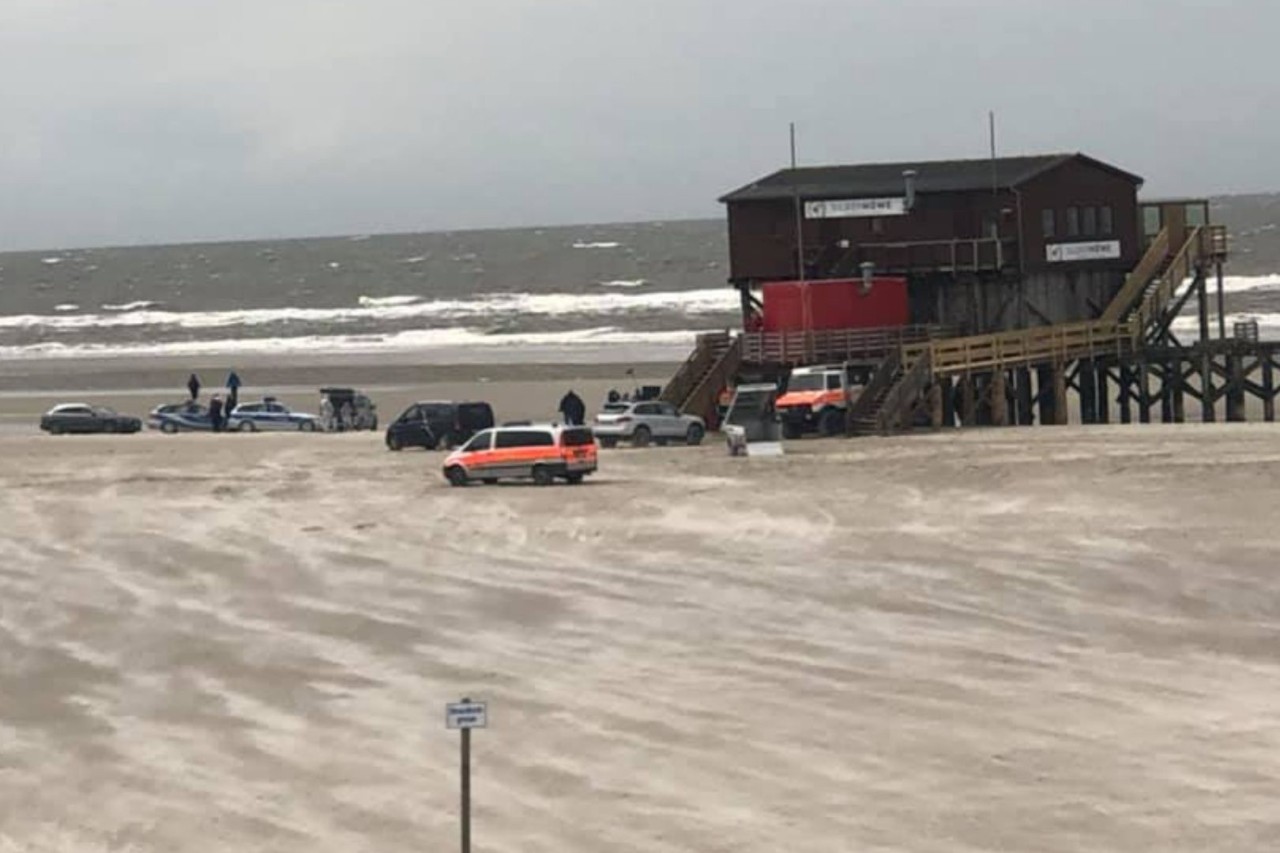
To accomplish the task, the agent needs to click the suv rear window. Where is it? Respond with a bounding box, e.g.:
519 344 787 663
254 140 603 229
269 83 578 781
560 427 595 447
495 430 554 448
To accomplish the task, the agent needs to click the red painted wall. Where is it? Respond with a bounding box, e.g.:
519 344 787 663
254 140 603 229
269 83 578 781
761 277 910 332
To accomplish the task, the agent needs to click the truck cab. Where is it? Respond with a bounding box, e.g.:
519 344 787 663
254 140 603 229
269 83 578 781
775 363 867 438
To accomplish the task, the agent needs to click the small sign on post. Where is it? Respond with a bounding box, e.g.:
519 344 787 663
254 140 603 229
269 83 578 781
447 698 487 853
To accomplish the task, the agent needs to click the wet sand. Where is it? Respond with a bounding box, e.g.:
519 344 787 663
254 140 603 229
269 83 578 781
1 423 1278 851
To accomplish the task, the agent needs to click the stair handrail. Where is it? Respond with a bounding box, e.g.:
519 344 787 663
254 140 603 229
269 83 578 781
876 349 933 434
845 348 902 429
1130 226 1205 343
1100 228 1171 322
659 331 728 405
680 335 743 423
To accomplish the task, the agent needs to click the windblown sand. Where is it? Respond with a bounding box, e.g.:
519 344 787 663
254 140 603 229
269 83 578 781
1 425 1278 851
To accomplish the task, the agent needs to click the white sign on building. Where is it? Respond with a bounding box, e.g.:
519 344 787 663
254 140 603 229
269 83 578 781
446 701 488 729
804 197 907 219
1045 240 1122 263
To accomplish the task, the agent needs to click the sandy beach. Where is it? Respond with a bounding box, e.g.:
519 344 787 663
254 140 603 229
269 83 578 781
0 356 676 434
1 420 1278 851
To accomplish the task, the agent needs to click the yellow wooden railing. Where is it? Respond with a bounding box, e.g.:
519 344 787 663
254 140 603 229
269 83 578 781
1100 227 1170 322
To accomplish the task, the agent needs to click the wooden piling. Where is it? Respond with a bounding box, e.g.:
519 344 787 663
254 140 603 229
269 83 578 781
1227 353 1246 422
1096 363 1110 424
1137 361 1151 424
1079 360 1097 424
989 371 1008 427
959 375 976 426
1016 367 1034 425
1118 365 1133 424
1052 364 1068 426
1200 351 1215 422
1264 359 1276 423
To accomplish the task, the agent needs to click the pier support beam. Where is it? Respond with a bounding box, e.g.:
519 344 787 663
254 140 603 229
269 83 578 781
1118 365 1133 424
1096 363 1110 424
1201 351 1216 422
928 382 944 429
959 375 976 427
1227 353 1246 422
1015 368 1034 425
1052 364 1068 425
1137 361 1151 424
1264 360 1276 423
1079 360 1097 424
1160 362 1175 423
989 371 1008 427
940 376 955 428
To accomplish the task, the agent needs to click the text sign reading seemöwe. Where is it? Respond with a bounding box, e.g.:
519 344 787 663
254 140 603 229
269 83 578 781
804 197 907 219
1045 240 1122 263
446 701 488 730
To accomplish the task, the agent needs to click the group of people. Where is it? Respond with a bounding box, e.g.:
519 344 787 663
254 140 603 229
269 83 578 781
187 370 242 433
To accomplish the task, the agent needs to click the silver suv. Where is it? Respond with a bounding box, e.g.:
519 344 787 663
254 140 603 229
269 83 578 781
593 400 706 448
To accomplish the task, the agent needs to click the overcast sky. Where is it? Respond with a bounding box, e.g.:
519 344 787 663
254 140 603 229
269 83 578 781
0 0 1273 250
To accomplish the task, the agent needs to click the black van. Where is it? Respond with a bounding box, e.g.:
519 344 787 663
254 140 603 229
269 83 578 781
385 401 495 451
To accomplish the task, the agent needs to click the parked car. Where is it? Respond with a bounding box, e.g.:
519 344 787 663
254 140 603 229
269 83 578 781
385 401 495 451
592 400 705 448
319 387 377 431
229 398 321 432
148 400 215 433
442 424 597 486
40 403 142 435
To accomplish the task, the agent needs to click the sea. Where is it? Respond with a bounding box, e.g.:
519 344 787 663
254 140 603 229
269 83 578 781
2 208 1279 364
0 220 739 364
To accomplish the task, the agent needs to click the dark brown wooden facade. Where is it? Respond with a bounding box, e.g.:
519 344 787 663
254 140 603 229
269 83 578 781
720 153 1147 335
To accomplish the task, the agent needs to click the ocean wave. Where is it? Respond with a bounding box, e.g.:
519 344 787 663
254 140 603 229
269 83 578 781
54 304 79 312
0 288 739 332
357 295 423 307
572 241 621 249
0 326 706 360
599 279 647 288
1169 311 1280 338
102 300 161 311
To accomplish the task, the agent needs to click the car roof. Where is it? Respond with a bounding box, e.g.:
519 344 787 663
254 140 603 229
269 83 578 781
49 402 91 411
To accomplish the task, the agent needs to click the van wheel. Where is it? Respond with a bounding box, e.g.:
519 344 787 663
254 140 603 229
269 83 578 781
686 424 705 446
446 466 469 487
238 421 256 432
532 466 554 487
387 435 402 451
782 421 802 440
161 421 178 434
819 409 844 437
565 473 584 485
301 420 317 432
631 426 651 448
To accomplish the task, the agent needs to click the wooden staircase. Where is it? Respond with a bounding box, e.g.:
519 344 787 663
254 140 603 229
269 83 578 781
659 332 743 424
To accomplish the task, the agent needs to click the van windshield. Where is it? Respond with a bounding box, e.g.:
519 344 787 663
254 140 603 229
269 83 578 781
787 374 831 392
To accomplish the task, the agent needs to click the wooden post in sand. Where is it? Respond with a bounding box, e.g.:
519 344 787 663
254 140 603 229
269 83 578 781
446 699 488 853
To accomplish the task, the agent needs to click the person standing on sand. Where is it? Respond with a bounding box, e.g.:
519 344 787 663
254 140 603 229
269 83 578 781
226 370 241 413
209 393 224 433
559 389 586 426
187 373 201 401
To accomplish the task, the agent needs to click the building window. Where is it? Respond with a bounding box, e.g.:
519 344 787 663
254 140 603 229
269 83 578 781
1082 206 1098 237
1066 207 1080 238
1185 203 1207 227
1100 205 1114 235
1041 209 1055 238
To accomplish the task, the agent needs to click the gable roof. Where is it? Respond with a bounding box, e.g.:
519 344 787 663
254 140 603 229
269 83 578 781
719 152 1143 203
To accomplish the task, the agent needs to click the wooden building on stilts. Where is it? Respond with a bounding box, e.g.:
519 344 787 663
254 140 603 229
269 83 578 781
659 152 1278 433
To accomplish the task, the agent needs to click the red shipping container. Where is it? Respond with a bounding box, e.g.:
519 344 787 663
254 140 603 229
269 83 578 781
759 277 909 332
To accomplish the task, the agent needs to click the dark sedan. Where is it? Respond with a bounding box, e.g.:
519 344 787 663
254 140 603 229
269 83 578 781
40 403 142 435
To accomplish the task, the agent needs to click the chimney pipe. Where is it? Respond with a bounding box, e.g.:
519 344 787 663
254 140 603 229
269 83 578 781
859 261 876 295
903 170 917 211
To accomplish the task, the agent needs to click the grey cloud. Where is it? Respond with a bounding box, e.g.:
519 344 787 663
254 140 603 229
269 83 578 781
0 0 1275 250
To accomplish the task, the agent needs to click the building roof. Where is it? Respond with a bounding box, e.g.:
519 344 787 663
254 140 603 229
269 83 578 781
719 152 1143 203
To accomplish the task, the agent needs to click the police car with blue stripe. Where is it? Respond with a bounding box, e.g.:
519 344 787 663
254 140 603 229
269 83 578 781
229 397 321 432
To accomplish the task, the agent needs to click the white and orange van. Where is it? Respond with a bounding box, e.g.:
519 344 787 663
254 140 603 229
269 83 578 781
442 424 598 487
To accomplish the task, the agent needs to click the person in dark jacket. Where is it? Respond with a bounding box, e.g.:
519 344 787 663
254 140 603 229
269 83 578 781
208 394 224 432
225 370 241 413
558 390 586 426
187 373 201 401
